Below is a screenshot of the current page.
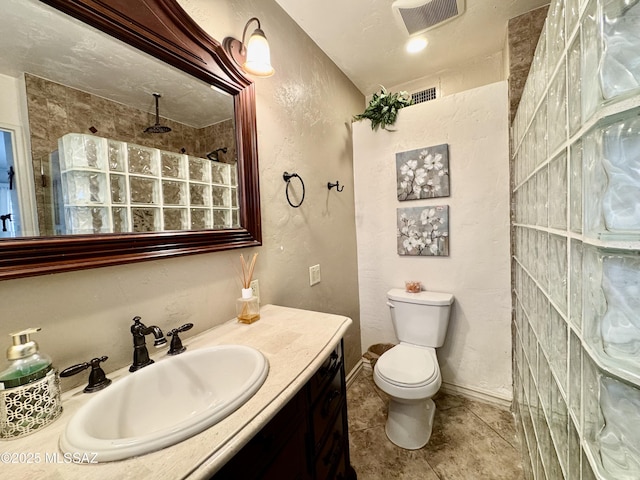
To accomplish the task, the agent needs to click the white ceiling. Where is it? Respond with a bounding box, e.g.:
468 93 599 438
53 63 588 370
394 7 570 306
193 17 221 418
275 0 550 94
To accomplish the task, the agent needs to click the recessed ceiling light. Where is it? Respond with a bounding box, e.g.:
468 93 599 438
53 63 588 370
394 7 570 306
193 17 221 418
406 37 427 53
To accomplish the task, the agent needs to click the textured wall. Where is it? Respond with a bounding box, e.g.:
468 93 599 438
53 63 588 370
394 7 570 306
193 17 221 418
0 0 363 390
508 5 549 124
390 51 505 99
353 81 512 402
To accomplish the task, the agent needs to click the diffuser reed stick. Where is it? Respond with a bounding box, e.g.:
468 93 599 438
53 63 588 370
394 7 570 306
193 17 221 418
240 253 258 288
237 253 260 323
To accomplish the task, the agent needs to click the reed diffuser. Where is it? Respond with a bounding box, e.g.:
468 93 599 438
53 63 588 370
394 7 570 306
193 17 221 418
237 253 260 324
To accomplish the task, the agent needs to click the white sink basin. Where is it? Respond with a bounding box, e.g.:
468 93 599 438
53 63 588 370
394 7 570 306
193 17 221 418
60 344 269 462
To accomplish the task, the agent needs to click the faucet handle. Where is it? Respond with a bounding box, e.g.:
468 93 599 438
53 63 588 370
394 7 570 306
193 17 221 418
166 323 193 356
60 356 112 393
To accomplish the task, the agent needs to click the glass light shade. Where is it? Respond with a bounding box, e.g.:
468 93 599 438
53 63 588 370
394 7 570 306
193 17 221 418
243 30 275 77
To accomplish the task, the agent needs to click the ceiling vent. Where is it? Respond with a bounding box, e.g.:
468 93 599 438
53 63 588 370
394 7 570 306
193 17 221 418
392 0 465 36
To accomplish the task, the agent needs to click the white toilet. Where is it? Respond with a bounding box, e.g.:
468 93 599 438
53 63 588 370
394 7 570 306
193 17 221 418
373 288 454 450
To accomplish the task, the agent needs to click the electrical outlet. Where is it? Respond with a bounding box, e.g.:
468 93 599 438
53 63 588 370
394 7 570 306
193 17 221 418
309 264 321 286
250 279 260 303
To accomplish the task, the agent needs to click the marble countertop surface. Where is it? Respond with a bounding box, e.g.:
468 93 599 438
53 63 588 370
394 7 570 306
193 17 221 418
2 305 353 480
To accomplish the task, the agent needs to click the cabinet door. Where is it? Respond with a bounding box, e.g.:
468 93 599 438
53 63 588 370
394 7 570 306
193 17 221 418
260 421 310 480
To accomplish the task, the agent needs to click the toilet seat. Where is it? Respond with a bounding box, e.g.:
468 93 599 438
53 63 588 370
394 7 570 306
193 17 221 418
376 344 438 388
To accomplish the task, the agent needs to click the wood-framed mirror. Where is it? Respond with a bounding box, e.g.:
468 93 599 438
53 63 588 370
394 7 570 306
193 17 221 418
0 0 261 280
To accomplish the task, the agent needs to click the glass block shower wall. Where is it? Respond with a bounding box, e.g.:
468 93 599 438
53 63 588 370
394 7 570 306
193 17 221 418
512 0 640 479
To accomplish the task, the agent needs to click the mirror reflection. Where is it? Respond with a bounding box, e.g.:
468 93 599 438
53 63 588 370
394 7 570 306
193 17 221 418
1 0 238 238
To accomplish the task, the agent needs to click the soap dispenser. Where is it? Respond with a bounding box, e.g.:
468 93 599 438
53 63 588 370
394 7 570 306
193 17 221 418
0 328 63 439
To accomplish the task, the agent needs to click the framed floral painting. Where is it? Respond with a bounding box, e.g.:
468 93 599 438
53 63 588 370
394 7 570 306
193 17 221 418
396 144 449 201
397 205 449 256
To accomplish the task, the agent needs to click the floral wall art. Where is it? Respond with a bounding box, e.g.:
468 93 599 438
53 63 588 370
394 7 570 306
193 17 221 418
397 205 449 256
396 144 449 201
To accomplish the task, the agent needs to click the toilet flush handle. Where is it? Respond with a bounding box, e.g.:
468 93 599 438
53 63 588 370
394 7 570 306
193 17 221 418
386 301 395 308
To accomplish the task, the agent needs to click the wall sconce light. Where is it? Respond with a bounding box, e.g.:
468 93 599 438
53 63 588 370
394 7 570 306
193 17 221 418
223 17 275 77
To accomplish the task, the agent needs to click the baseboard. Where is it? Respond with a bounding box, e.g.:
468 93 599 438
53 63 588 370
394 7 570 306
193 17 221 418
440 382 512 409
346 359 364 388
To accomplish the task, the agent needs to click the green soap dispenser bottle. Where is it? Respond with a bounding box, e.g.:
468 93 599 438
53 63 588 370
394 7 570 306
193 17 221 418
0 328 62 439
0 328 53 389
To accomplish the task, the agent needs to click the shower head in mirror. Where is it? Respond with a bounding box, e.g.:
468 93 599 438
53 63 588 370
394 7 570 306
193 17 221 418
144 93 172 134
206 147 228 161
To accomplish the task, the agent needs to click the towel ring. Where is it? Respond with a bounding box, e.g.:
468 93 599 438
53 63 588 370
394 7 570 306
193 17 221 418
283 172 305 208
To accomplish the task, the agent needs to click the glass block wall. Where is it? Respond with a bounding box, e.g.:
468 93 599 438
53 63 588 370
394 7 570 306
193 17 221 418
512 0 640 479
54 133 239 234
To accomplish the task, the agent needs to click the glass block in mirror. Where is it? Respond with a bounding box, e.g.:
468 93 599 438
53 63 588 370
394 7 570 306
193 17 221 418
600 0 640 101
190 209 210 230
110 174 127 204
189 184 209 206
108 140 125 172
583 110 640 240
213 209 230 229
111 207 128 233
163 209 187 231
162 181 186 206
211 162 230 184
188 156 210 183
58 134 107 170
127 145 159 176
161 152 186 179
130 177 159 204
211 186 231 207
132 207 159 232
63 171 107 205
64 206 109 234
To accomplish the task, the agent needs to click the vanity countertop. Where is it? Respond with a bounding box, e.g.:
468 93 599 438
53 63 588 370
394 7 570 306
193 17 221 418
2 304 352 480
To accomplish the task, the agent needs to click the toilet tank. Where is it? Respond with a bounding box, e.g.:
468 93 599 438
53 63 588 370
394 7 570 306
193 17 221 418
387 289 454 348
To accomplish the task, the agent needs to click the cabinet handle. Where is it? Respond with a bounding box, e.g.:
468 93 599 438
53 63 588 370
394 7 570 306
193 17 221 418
322 431 343 467
320 352 339 378
321 390 341 418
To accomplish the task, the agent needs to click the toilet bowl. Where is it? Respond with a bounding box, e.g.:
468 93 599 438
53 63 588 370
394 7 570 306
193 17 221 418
373 288 453 450
373 344 441 449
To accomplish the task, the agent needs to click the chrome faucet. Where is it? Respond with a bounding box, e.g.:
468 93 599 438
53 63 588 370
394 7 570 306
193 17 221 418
129 316 167 372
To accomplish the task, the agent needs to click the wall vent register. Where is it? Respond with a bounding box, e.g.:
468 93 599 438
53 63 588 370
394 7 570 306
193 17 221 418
411 87 438 105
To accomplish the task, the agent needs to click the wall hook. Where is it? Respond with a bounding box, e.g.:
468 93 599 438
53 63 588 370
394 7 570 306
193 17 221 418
283 171 305 208
328 181 344 192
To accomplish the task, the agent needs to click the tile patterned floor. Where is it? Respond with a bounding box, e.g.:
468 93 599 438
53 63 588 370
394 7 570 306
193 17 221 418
347 368 523 480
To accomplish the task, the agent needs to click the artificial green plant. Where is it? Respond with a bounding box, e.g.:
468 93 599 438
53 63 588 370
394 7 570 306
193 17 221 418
353 86 413 131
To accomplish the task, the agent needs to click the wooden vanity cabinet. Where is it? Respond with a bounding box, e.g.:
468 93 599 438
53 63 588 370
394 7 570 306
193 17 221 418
212 341 356 480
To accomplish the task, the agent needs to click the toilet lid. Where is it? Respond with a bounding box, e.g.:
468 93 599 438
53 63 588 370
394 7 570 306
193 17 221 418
376 345 437 387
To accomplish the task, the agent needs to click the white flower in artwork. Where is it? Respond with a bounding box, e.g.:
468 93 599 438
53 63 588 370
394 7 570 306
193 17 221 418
414 168 427 185
429 243 439 255
423 152 443 171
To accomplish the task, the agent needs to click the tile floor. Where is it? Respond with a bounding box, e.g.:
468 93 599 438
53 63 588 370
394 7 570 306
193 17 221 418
347 368 523 480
